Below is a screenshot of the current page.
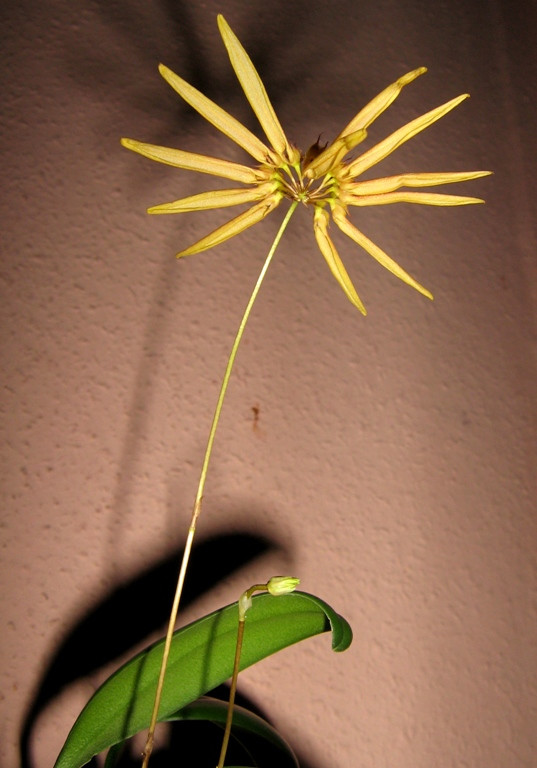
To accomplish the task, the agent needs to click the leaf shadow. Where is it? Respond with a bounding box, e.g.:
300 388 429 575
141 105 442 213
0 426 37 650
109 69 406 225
20 530 280 768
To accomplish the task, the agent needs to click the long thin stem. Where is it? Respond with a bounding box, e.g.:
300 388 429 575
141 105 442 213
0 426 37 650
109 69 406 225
141 201 298 767
216 582 269 768
216 617 245 768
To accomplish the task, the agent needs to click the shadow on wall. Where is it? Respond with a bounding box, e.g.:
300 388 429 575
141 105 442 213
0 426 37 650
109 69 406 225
19 531 288 768
62 0 374 148
64 0 318 111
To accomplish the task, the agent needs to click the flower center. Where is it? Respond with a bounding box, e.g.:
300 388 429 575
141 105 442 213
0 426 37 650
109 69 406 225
276 161 337 206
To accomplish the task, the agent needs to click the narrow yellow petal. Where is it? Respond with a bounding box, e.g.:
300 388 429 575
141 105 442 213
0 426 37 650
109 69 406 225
313 206 367 314
337 67 427 138
217 15 298 163
346 170 492 196
304 129 367 179
148 184 277 214
158 63 275 164
340 190 485 206
120 137 264 184
332 205 433 300
176 194 282 257
345 94 470 179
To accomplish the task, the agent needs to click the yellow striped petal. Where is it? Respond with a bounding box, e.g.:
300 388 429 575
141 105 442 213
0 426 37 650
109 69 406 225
217 15 298 164
346 170 492 195
340 190 485 206
176 193 282 257
345 94 469 178
304 129 367 179
337 67 427 138
332 205 433 300
148 184 277 214
158 63 275 165
120 137 265 183
313 206 367 314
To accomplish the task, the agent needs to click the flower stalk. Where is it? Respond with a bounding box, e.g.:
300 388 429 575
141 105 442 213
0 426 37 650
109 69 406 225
140 202 298 767
217 578 300 768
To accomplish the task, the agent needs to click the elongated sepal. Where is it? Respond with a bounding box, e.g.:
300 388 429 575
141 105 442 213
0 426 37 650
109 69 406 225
340 190 486 206
347 170 492 196
337 67 427 138
332 204 433 300
158 63 275 164
176 194 282 257
120 138 264 184
346 94 470 178
148 183 277 214
218 15 298 164
313 206 367 314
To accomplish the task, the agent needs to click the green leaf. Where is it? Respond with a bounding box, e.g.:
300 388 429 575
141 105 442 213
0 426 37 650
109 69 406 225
165 696 300 768
54 591 352 768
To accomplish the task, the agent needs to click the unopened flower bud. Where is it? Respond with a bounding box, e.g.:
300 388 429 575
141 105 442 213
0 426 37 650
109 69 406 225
266 576 300 596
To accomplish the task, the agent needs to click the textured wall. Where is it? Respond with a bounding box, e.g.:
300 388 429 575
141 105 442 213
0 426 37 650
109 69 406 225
1 1 536 767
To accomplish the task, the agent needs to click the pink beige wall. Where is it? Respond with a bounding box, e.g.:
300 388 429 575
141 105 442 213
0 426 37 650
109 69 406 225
1 1 536 766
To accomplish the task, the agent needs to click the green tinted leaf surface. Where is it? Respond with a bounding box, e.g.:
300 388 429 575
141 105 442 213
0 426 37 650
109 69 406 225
54 592 352 768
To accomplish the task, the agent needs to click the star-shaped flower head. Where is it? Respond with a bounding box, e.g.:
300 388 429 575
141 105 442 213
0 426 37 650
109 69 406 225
122 15 490 315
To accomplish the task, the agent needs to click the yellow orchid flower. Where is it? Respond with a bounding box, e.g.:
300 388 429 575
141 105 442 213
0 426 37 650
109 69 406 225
122 14 490 315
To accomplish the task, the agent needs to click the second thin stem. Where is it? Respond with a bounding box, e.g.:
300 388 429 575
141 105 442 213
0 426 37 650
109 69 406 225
141 200 298 767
